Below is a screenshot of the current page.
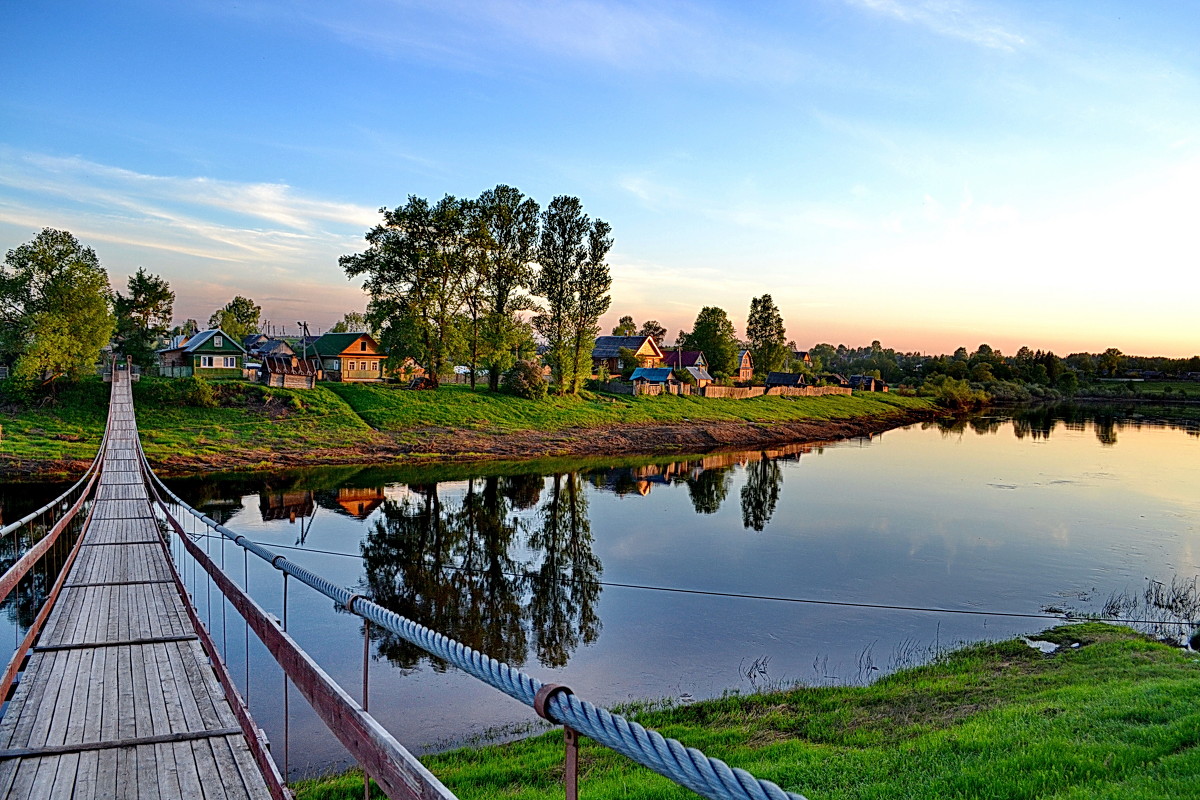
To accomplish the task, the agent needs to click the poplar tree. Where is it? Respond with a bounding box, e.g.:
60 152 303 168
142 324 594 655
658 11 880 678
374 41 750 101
533 196 613 394
566 220 613 393
638 320 666 346
746 293 788 377
475 185 540 391
208 295 260 341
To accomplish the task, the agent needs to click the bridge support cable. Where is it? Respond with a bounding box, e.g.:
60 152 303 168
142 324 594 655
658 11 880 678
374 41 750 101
143 460 457 800
138 442 808 800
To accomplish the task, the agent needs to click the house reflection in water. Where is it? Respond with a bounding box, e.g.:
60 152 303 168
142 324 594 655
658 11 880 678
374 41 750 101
259 491 315 523
335 487 386 519
588 442 818 499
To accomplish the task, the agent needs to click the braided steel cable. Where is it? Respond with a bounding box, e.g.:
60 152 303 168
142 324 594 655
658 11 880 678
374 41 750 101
140 453 807 800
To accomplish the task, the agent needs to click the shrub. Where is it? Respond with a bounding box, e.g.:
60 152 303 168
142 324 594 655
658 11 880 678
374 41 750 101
502 360 547 400
919 375 987 410
179 375 217 408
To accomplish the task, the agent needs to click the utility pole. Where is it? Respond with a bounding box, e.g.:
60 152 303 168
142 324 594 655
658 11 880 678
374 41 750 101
297 321 311 360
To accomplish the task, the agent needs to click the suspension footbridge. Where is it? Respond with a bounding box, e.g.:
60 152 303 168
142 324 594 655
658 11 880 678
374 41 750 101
0 364 804 800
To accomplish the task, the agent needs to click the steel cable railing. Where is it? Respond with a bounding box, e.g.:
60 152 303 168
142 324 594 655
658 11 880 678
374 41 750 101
0 378 113 601
137 437 807 800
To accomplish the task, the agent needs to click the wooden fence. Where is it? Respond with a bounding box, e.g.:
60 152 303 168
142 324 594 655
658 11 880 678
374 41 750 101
701 385 852 399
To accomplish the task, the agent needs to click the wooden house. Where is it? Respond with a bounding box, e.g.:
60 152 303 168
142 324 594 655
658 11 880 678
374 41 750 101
156 329 247 378
819 373 851 388
592 336 665 375
260 355 322 389
849 375 889 392
311 332 386 382
683 366 714 388
629 367 682 395
663 350 707 370
735 350 754 382
765 372 808 388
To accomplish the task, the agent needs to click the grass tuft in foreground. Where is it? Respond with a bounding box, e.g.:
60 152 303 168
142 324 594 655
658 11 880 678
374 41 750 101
294 623 1200 800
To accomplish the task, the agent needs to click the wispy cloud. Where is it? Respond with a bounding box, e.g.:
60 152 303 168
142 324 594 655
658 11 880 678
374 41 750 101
213 0 817 84
0 148 379 325
844 0 1026 51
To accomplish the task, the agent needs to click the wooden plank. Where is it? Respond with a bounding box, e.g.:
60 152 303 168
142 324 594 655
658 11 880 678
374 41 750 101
171 740 205 800
0 373 279 799
153 741 182 800
73 749 99 800
45 751 80 800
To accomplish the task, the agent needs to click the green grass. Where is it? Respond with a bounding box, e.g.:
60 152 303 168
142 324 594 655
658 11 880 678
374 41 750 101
132 377 380 466
295 624 1200 800
1 377 935 477
0 379 110 466
327 382 934 434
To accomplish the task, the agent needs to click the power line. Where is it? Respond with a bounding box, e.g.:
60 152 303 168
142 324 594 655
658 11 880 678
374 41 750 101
187 533 1198 627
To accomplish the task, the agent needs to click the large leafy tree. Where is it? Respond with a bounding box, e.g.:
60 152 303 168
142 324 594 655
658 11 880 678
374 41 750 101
473 185 541 391
208 295 261 342
342 195 476 386
114 268 174 367
638 319 666 346
0 228 115 383
611 315 636 336
679 306 738 380
329 311 374 335
746 293 788 378
533 196 613 394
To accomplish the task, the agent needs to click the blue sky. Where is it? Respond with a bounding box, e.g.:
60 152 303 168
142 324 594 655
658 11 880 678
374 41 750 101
2 1 1197 356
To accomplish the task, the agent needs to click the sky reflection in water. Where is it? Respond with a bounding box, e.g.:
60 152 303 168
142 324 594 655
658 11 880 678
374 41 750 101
4 407 1197 777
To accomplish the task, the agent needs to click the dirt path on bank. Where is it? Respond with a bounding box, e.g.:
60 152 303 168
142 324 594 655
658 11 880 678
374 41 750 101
3 409 939 480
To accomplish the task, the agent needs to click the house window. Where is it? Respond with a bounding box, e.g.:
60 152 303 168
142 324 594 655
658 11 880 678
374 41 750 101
360 341 367 351
359 361 367 370
214 336 223 348
370 361 378 371
224 357 236 368
200 356 214 367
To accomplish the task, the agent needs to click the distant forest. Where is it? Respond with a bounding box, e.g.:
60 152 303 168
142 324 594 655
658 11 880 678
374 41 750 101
810 342 1199 388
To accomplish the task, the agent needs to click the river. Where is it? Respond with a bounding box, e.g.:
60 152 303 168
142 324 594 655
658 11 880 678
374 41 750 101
2 404 1198 779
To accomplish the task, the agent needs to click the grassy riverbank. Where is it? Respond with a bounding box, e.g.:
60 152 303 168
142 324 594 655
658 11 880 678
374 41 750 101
0 377 936 477
295 623 1200 800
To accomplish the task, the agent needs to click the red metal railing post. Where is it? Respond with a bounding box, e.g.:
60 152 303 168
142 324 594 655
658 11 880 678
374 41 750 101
534 684 581 800
363 619 371 800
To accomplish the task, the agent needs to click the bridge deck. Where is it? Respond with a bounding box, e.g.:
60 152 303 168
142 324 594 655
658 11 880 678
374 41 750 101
0 372 272 799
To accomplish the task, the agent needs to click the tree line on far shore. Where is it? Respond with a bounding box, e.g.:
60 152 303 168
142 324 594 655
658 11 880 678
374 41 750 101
2 217 1198 405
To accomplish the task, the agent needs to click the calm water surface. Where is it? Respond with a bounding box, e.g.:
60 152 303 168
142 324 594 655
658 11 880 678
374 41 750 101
3 406 1198 778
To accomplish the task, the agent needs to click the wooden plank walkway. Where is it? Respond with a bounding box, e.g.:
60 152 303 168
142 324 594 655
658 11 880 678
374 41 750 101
0 371 273 799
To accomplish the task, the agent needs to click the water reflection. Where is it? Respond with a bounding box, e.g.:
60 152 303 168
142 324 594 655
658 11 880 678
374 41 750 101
926 402 1200 446
154 403 1200 680
360 474 601 670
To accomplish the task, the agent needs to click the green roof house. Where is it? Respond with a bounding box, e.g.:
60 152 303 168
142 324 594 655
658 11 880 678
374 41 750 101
310 332 385 382
156 329 247 379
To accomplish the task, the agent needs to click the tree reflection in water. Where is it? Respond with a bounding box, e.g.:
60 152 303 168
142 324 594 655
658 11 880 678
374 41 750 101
360 473 600 671
526 473 601 667
687 466 731 515
740 456 783 532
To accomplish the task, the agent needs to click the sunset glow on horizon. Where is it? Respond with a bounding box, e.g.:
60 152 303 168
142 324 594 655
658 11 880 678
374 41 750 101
2 2 1197 358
